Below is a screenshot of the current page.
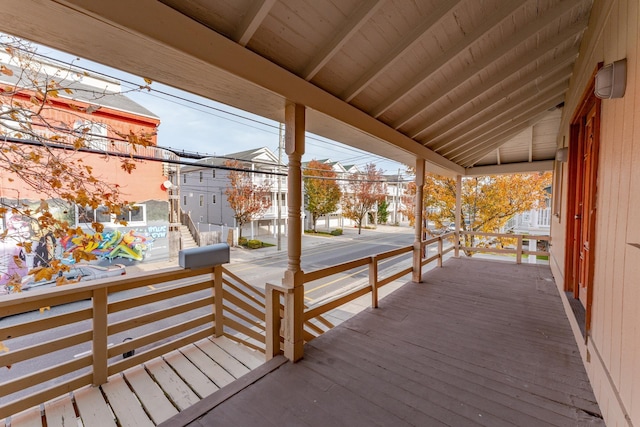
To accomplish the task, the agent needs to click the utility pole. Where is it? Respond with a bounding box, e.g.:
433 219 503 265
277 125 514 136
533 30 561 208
277 122 283 251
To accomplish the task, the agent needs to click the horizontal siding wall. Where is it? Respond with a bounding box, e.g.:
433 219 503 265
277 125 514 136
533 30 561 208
551 0 639 425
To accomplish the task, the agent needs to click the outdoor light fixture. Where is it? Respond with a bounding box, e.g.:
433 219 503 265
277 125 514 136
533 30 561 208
595 58 627 99
556 147 568 163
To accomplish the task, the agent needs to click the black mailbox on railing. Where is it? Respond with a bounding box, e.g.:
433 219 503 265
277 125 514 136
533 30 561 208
179 243 230 269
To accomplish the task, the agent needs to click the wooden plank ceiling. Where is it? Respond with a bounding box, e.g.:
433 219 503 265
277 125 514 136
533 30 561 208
0 0 592 176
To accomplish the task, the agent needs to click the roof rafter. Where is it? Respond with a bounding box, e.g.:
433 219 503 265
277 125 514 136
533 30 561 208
234 0 276 46
302 0 384 81
452 101 564 165
409 48 578 140
371 0 527 119
428 69 572 152
389 1 586 129
339 0 461 102
447 94 566 162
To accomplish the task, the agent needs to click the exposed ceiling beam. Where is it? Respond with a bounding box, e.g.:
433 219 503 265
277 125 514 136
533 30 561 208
388 2 587 129
455 105 562 166
302 0 384 81
409 48 578 140
339 0 460 102
429 72 571 153
370 0 526 119
234 0 276 46
448 96 565 163
3 0 464 175
465 160 554 176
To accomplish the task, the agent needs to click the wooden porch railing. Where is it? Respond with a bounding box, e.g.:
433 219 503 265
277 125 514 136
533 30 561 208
459 231 550 263
266 232 456 359
0 264 268 420
0 230 549 419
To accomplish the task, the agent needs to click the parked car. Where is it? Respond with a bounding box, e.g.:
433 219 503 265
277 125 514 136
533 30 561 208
20 263 126 292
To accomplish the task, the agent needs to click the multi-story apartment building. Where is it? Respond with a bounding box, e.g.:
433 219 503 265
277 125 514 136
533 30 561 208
180 147 287 239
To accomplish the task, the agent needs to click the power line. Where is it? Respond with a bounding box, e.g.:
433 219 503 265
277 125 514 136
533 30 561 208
23 45 401 170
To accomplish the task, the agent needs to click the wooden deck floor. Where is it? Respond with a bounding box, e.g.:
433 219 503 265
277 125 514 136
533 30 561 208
165 258 605 427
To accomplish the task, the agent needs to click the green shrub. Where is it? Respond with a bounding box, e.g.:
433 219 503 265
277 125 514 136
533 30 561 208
330 228 343 236
247 239 262 249
238 237 248 246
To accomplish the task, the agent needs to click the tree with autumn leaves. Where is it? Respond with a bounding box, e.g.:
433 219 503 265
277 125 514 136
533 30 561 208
342 163 386 235
402 171 552 252
223 159 272 240
0 36 155 290
303 160 341 232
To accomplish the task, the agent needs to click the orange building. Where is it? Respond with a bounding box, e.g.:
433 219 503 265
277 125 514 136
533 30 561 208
0 56 171 284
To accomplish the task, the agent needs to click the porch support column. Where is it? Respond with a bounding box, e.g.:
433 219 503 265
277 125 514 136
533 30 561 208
412 158 425 283
283 102 305 362
455 174 462 257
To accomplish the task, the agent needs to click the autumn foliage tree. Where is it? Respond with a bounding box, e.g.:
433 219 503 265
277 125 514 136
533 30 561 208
303 159 341 232
403 171 552 252
342 163 386 234
224 159 272 240
0 35 154 290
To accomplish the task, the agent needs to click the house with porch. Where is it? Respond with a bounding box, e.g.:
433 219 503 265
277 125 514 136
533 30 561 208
0 0 638 426
180 147 287 240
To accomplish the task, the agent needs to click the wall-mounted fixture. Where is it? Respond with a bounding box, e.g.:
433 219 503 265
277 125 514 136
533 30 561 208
595 58 627 99
556 147 569 162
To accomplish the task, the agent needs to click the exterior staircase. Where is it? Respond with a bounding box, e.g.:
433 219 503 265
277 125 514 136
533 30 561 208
7 336 265 426
179 224 198 249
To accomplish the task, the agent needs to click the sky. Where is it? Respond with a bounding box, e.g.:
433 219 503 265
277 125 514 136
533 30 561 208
31 42 407 175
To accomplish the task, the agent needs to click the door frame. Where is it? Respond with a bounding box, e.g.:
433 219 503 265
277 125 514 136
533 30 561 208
564 65 601 339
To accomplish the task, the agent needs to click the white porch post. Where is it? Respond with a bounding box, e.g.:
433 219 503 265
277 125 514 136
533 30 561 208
455 174 462 258
283 102 305 362
412 158 425 283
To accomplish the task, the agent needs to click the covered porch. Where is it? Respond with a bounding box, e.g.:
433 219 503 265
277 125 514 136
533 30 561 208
165 257 602 427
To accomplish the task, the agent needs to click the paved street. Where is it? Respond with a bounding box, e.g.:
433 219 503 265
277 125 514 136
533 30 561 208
1 224 451 405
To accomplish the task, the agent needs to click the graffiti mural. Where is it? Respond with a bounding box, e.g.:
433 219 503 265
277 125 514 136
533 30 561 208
1 223 169 289
61 229 152 263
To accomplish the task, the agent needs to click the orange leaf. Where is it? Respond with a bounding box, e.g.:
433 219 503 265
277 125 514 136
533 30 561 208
0 65 13 76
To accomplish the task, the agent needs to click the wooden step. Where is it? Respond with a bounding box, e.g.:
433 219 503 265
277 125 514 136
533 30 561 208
3 336 265 427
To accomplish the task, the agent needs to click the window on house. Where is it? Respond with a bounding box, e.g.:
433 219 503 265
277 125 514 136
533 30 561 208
212 194 216 204
183 195 187 205
199 171 203 182
199 195 204 207
212 170 216 178
77 204 146 225
183 174 187 184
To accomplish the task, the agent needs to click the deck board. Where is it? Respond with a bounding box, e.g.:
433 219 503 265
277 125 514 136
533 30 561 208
101 374 154 427
173 258 604 427
179 344 236 388
123 365 179 425
44 394 77 427
9 407 42 427
211 336 264 370
163 350 219 398
144 358 200 411
74 386 117 427
194 339 251 378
